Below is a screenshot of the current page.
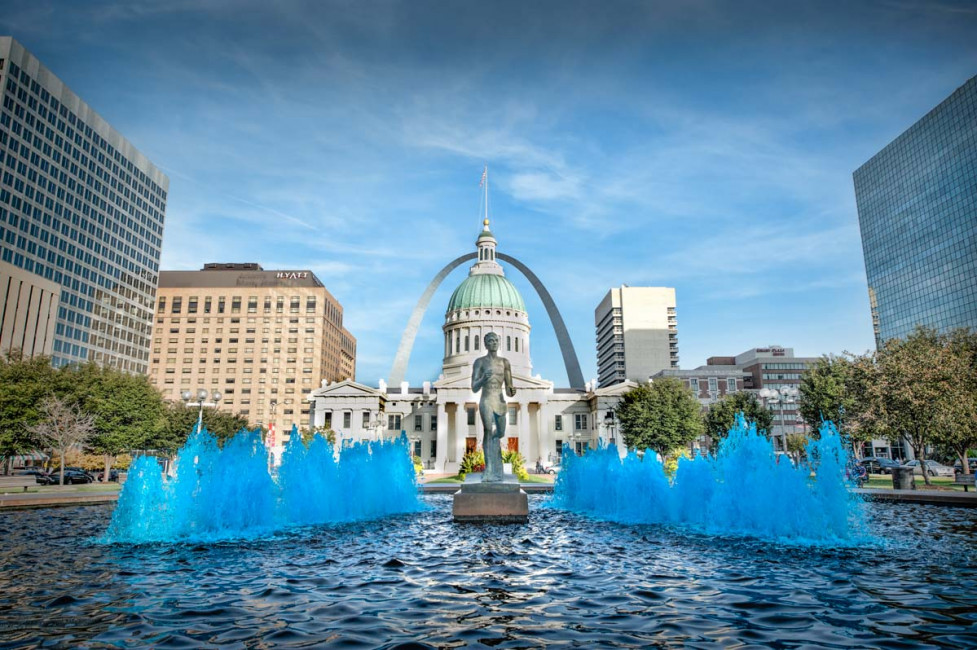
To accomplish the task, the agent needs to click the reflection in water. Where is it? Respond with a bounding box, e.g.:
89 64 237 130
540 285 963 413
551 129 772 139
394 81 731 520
0 498 974 647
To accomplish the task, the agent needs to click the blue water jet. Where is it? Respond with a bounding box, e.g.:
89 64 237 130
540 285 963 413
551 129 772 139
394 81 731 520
551 414 867 544
104 425 423 544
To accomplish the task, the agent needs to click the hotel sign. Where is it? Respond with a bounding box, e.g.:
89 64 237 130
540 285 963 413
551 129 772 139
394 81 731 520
277 272 309 280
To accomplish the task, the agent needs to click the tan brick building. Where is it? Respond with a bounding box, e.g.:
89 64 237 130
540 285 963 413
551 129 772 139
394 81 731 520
148 263 355 434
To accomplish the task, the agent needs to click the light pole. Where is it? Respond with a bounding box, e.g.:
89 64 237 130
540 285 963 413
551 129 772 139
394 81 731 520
182 388 222 432
758 388 784 452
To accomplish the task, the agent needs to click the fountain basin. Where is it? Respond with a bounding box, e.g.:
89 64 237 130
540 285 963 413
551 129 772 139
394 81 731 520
0 496 975 647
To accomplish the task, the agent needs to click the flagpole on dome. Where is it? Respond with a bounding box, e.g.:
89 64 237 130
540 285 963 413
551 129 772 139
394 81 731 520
479 165 489 230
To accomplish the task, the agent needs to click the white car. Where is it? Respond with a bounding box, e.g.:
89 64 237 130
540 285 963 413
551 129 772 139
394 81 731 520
903 460 955 478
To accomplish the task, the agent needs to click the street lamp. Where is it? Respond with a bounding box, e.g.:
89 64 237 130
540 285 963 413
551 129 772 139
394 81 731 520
759 386 798 453
182 388 222 432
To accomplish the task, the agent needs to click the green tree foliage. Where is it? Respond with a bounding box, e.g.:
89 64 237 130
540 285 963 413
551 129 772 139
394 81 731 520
0 352 59 474
798 355 860 436
704 391 773 450
615 379 704 458
63 363 168 481
162 402 251 450
933 329 977 475
852 327 957 486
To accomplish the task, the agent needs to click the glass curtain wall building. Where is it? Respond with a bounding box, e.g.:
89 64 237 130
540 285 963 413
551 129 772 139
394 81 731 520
0 37 168 372
853 75 977 345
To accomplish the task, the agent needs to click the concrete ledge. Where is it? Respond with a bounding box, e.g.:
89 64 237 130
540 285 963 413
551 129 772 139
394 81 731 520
421 483 553 494
0 491 119 510
855 488 977 507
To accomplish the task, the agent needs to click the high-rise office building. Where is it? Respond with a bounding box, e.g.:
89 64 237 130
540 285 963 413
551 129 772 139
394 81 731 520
854 75 977 345
149 263 356 434
595 285 678 387
0 37 168 371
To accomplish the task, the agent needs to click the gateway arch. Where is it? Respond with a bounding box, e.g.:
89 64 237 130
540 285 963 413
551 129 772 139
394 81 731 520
388 252 586 390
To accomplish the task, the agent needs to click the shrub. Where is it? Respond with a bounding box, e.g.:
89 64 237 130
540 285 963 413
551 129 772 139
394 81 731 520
502 449 530 481
460 450 485 474
413 455 424 476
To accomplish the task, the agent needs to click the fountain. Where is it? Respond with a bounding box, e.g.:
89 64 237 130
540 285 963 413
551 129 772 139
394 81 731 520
103 425 424 544
2 414 974 646
552 414 864 544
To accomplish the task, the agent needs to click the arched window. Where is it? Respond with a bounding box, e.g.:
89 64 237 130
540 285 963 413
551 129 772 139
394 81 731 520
515 338 519 352
464 336 469 352
506 335 511 351
474 334 479 351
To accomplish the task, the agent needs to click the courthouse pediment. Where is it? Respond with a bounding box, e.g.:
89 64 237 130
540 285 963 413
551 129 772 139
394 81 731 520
310 379 385 399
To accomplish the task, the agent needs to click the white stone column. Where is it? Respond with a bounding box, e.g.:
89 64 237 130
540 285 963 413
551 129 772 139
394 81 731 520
519 401 529 459
436 402 448 471
453 405 465 463
534 402 543 465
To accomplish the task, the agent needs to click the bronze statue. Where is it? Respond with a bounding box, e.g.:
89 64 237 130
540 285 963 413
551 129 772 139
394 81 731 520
471 332 516 482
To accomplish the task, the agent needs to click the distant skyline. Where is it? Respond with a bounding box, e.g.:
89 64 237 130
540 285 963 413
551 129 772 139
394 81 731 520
4 1 976 386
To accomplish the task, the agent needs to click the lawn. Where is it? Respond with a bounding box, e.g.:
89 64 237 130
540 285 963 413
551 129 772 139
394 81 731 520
426 474 554 485
865 474 968 491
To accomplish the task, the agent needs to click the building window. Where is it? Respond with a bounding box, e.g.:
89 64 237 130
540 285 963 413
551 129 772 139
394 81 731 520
231 297 241 313
727 378 736 393
157 297 165 313
171 297 182 313
362 411 370 427
204 297 212 313
467 407 476 426
509 407 518 425
474 336 479 351
464 336 469 352
506 335 511 351
430 415 437 431
515 338 519 352
430 439 437 458
218 297 225 313
574 413 587 430
708 377 718 393
555 415 563 431
414 414 423 431
388 414 401 431
188 297 198 313
690 378 699 393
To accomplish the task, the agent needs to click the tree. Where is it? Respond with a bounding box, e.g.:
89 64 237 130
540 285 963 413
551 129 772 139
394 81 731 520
615 379 704 458
0 352 59 474
785 433 809 464
64 364 168 482
162 402 251 450
27 395 94 486
798 355 859 435
853 327 951 486
704 391 773 450
933 328 977 475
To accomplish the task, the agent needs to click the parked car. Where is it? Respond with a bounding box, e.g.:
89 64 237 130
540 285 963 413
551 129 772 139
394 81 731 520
859 457 902 475
50 469 94 485
14 469 57 485
95 469 120 482
903 460 955 478
953 459 977 475
544 464 562 475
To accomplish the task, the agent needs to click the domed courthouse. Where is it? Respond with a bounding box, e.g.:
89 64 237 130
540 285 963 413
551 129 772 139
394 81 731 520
308 221 634 472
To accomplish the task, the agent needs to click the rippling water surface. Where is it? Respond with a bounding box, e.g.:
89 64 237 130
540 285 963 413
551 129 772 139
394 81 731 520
1 496 975 648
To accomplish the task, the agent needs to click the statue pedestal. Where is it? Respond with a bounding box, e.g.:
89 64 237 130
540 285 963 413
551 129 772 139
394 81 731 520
452 475 528 523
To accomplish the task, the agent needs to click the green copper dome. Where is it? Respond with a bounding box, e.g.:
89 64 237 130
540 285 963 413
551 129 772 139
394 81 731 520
447 274 526 313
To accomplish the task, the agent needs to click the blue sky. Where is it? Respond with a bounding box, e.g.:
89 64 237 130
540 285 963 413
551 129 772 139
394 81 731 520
4 0 976 385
